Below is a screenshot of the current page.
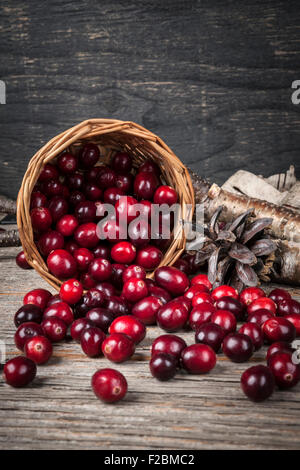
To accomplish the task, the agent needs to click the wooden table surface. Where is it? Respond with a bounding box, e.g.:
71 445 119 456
1 243 300 450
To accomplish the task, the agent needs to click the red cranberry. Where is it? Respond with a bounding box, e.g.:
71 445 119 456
102 333 135 362
111 242 136 264
109 315 146 344
184 285 209 302
80 272 97 289
105 295 130 317
39 163 59 182
170 296 191 313
43 301 74 326
109 264 125 289
139 159 161 176
47 249 77 279
181 344 216 374
285 314 300 336
103 187 124 205
24 335 52 364
74 247 94 271
86 166 103 183
95 282 116 299
70 318 94 342
74 223 98 248
38 230 64 256
192 292 213 308
79 143 100 168
98 167 117 188
262 317 296 343
238 322 263 351
239 286 265 307
57 152 78 174
30 191 48 210
89 258 112 282
154 266 189 296
115 196 138 223
16 251 32 270
215 296 244 321
157 301 189 332
46 294 61 306
268 288 291 304
43 179 64 198
182 253 198 275
247 308 273 327
85 183 103 201
195 323 226 352
3 356 37 387
150 353 177 381
65 240 79 255
75 201 96 223
222 333 254 363
128 219 150 248
189 303 216 330
56 214 78 237
136 245 162 270
266 341 294 363
81 326 106 357
111 151 132 174
211 310 237 334
247 297 277 316
23 288 52 310
31 207 52 232
93 243 110 260
173 258 190 275
86 308 114 333
14 322 44 351
134 171 159 200
211 285 238 302
147 285 172 305
91 368 127 403
69 190 86 207
42 317 67 342
115 173 133 193
122 278 148 303
48 196 69 222
67 172 84 190
132 296 163 325
277 299 300 317
241 365 275 401
122 265 146 283
14 305 43 327
153 185 178 206
191 274 212 291
99 219 122 243
151 334 186 363
269 352 300 389
59 279 83 305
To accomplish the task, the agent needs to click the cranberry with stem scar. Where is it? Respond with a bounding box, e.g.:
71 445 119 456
89 258 112 282
122 265 146 283
24 335 53 364
268 352 300 389
57 152 78 174
59 279 83 305
91 368 127 403
102 333 135 363
109 315 146 344
122 278 148 303
14 322 44 351
3 357 37 388
41 316 67 342
115 173 133 193
239 286 265 307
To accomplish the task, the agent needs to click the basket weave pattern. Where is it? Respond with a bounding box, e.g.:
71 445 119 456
17 119 195 291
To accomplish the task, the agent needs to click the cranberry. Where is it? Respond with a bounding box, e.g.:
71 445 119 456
93 243 110 260
57 152 78 174
65 240 80 255
151 334 187 364
30 191 48 210
277 299 300 317
247 309 273 327
269 352 300 389
56 214 79 237
211 310 237 334
80 272 97 289
16 251 32 270
268 288 291 304
75 201 96 223
247 297 277 316
89 258 112 282
84 183 102 201
74 223 98 248
157 301 189 332
74 247 94 271
102 333 135 362
111 264 127 289
215 296 244 321
103 187 124 205
139 159 161 176
189 303 216 330
109 315 146 344
47 249 77 279
181 344 216 374
38 230 64 256
184 285 209 302
182 254 198 275
148 285 172 305
48 196 69 222
173 258 190 275
239 286 265 307
115 173 133 193
97 165 116 187
153 185 178 206
69 190 86 207
266 342 294 363
132 296 163 325
39 163 59 182
134 171 159 200
150 353 177 381
115 196 138 223
80 326 105 357
59 279 83 305
3 356 37 387
195 323 226 352
14 322 44 351
70 318 94 342
211 285 238 302
111 242 136 264
23 288 52 310
43 179 64 198
111 151 132 174
191 274 212 291
122 278 148 303
136 245 162 270
43 302 74 326
86 308 114 333
84 289 105 308
122 265 146 283
262 317 296 344
128 219 150 248
24 335 52 364
74 297 94 318
42 317 67 342
85 166 102 183
31 207 52 232
241 365 275 402
99 219 122 243
192 292 214 308
78 143 99 168
285 314 300 336
95 282 116 299
14 305 43 327
46 294 61 306
154 266 189 296
91 368 127 403
67 172 84 190
222 333 254 363
105 295 130 317
238 322 263 351
170 296 191 313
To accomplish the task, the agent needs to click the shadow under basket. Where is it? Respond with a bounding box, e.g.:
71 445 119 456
17 119 195 291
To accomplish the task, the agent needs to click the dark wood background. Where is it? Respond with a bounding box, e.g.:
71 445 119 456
0 0 300 199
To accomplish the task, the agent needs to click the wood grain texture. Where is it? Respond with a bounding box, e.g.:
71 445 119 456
0 243 300 450
0 0 300 199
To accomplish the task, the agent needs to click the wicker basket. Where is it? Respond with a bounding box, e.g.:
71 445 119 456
17 119 195 291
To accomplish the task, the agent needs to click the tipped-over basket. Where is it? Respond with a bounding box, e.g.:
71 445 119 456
17 119 195 291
